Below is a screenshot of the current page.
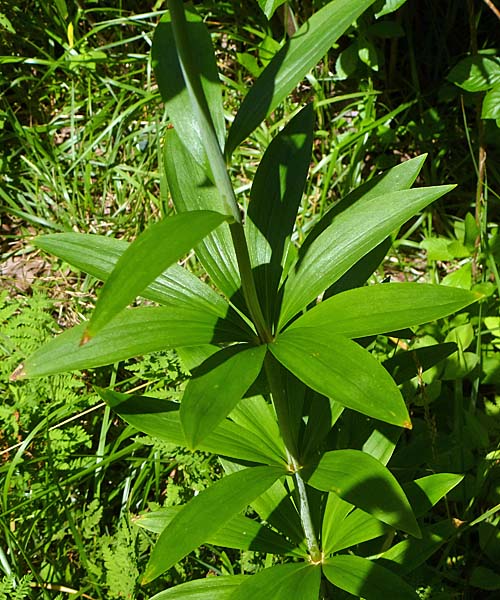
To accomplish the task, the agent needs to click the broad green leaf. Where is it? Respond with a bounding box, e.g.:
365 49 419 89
16 306 244 379
383 342 457 385
230 562 321 600
226 0 376 155
323 555 419 599
482 84 500 119
362 423 401 465
98 388 287 465
321 494 353 555
181 345 267 447
152 7 225 169
270 328 411 427
448 54 500 92
165 130 242 305
378 520 456 575
304 449 420 536
258 0 287 19
135 507 297 555
328 507 391 554
279 184 454 327
229 396 288 467
470 566 500 591
246 104 314 325
221 458 305 545
149 576 247 600
34 233 234 320
403 473 463 518
288 283 481 338
83 211 227 340
141 466 285 583
374 0 409 18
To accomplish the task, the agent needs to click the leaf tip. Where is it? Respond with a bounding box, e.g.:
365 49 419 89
403 419 413 430
80 330 92 346
10 363 26 381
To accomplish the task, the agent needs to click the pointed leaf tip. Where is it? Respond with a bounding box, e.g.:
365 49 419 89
80 330 92 346
10 363 26 381
403 419 413 430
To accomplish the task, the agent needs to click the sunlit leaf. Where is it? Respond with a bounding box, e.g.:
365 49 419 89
288 283 481 338
230 562 321 600
148 576 247 600
84 211 228 339
279 184 454 328
403 473 464 518
181 344 267 447
17 306 243 379
226 0 376 154
270 328 410 427
323 555 419 599
142 466 285 583
448 54 500 92
304 449 420 536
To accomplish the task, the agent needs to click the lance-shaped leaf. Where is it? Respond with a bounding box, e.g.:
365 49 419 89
134 507 298 555
327 506 391 554
304 449 420 536
230 562 321 600
323 555 419 600
83 210 228 341
152 6 225 169
14 306 242 379
258 0 288 20
378 520 457 575
226 0 376 155
141 466 285 583
98 388 287 465
165 130 242 305
403 473 463 518
34 233 242 323
246 104 314 325
269 328 411 428
181 344 267 448
279 184 454 328
149 576 247 600
288 283 481 338
383 342 457 385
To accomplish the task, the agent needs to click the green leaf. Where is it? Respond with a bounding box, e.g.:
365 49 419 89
270 328 411 427
378 520 457 575
470 566 500 591
141 466 285 583
448 54 500 92
482 84 500 119
134 508 298 555
18 306 243 379
246 104 314 325
288 283 481 338
374 0 409 18
258 0 287 19
98 388 287 465
403 473 463 518
148 576 247 600
164 130 242 304
328 507 391 554
321 494 353 555
221 459 305 545
181 345 267 447
34 233 233 319
304 449 420 536
226 0 376 155
230 563 321 600
323 555 419 599
279 184 454 327
152 7 225 169
83 211 227 340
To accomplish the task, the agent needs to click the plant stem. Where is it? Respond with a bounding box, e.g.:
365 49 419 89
264 354 322 562
168 0 272 343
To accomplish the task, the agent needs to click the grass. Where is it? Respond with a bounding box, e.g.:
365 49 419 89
1 0 499 598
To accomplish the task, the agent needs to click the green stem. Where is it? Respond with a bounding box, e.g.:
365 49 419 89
168 0 272 343
264 354 322 562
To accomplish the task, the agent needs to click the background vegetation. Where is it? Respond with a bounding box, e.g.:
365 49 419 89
1 0 499 598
